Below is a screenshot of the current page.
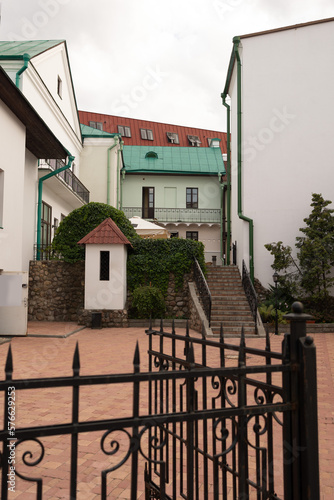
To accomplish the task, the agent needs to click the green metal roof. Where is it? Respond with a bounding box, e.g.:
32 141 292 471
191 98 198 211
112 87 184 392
80 124 116 138
122 146 225 175
0 40 64 58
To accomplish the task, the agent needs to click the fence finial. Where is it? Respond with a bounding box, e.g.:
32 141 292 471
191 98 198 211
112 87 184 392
186 342 195 368
219 323 224 342
72 342 80 375
133 342 140 371
201 321 206 339
5 344 13 379
238 327 246 367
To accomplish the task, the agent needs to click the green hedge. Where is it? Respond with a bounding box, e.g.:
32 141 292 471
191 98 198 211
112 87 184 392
127 238 205 294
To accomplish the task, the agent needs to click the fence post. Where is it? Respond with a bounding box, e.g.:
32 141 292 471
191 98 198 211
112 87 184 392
283 301 319 500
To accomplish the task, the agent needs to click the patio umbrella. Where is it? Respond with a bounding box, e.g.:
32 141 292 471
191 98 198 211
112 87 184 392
129 216 170 239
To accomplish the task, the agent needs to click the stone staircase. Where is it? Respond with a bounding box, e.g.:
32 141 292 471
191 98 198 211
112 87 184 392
206 265 258 336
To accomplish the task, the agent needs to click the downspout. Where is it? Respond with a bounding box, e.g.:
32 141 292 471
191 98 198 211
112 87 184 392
116 139 124 209
15 53 30 89
220 179 227 264
221 94 231 265
36 154 74 260
233 36 254 282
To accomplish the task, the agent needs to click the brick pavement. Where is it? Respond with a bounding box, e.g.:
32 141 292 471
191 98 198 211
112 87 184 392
0 322 332 499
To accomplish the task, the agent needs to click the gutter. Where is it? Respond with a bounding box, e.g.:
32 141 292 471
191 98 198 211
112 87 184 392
221 94 231 265
15 53 30 89
36 153 74 260
233 37 255 282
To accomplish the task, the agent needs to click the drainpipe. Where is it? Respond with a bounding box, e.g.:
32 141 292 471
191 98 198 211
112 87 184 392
220 179 227 264
15 53 30 89
233 36 254 282
116 139 124 209
36 154 74 260
107 137 119 205
221 94 231 265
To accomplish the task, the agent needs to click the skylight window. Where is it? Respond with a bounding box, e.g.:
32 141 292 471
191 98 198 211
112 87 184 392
167 132 179 144
208 138 221 148
141 129 154 141
145 151 158 158
89 121 103 131
188 135 201 147
118 125 131 137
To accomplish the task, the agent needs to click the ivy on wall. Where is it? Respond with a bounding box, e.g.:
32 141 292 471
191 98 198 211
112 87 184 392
127 238 206 294
51 203 206 295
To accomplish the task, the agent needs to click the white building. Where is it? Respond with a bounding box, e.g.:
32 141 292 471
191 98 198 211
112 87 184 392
221 17 334 288
0 40 89 261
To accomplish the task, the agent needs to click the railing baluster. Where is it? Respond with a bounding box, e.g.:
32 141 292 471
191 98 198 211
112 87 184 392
1 346 13 500
237 328 249 499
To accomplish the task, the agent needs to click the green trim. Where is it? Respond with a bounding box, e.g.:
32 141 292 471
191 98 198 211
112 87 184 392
221 94 231 265
15 53 30 88
234 37 254 282
36 155 74 260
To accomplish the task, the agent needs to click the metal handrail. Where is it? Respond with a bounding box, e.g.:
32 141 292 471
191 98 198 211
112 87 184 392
40 159 90 203
193 258 212 326
242 259 258 334
122 207 221 223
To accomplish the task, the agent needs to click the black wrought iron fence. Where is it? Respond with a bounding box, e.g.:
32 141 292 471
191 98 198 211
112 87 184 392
0 304 319 499
193 258 212 326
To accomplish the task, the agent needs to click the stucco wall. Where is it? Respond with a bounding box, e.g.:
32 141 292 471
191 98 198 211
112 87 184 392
228 20 334 288
0 100 32 272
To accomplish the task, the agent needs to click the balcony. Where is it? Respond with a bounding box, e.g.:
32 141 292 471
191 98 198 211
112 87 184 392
39 159 90 204
122 207 221 224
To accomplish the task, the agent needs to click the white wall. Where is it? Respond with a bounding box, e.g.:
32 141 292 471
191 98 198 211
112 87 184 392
122 174 221 210
80 137 120 206
84 244 128 310
22 150 38 269
229 20 334 288
0 100 35 272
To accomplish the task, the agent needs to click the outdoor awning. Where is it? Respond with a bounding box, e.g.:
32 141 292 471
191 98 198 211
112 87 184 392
129 216 170 239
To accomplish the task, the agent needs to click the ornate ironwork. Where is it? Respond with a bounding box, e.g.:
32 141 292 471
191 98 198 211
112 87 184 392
122 206 221 223
0 305 320 499
40 159 90 203
242 259 258 334
193 257 212 326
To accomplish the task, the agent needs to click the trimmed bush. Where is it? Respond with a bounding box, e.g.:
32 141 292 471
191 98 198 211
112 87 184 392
132 285 166 319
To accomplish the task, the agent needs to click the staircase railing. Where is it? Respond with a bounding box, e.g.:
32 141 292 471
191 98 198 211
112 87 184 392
242 259 258 334
193 258 212 326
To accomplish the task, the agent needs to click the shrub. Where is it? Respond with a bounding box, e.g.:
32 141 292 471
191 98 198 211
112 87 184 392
132 285 166 319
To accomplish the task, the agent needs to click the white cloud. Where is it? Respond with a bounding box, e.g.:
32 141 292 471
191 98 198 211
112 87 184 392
1 0 333 130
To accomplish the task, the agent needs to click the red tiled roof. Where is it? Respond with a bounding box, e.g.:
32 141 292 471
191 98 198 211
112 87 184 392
77 218 132 246
79 111 227 153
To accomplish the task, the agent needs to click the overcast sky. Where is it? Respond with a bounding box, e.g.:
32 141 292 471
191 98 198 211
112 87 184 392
1 0 333 131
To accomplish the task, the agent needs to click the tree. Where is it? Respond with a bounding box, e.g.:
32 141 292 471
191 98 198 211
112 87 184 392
296 193 334 299
52 202 140 262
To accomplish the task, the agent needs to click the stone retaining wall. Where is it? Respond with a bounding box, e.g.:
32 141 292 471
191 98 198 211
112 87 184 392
28 261 192 325
28 261 85 321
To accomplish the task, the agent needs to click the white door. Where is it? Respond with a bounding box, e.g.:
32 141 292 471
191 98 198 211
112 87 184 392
0 272 28 335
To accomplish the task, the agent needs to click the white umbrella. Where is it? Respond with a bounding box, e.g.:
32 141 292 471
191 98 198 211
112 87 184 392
129 216 170 239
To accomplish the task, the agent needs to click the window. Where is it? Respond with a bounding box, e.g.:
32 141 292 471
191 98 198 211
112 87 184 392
140 128 154 140
167 132 179 144
89 121 103 131
188 135 201 147
208 137 221 148
0 169 4 228
142 187 154 219
100 251 110 281
186 188 198 209
57 76 62 98
118 125 131 137
186 231 198 241
170 232 179 238
41 202 52 258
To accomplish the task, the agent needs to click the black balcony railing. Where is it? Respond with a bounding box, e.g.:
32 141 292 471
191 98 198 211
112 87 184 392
123 206 221 223
40 159 90 204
